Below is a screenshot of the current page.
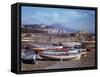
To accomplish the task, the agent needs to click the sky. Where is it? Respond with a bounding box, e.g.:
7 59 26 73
21 6 95 33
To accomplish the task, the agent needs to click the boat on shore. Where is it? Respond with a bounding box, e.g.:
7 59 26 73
31 45 63 51
21 43 87 61
21 49 36 64
39 50 82 60
39 53 81 60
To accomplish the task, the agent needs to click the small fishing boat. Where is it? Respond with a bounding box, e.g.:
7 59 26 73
31 45 63 51
21 49 36 64
39 50 81 60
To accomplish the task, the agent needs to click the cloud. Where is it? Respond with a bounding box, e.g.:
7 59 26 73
21 6 95 33
30 10 84 25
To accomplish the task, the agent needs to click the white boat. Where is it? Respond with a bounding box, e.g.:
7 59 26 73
31 45 63 51
62 42 81 47
68 48 86 53
39 50 81 59
40 50 67 55
40 53 81 59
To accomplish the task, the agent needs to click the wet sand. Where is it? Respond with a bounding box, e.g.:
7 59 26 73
21 49 95 71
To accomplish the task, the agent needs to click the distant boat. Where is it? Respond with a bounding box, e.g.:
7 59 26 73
62 42 82 47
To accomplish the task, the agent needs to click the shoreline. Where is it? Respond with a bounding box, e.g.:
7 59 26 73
21 50 95 71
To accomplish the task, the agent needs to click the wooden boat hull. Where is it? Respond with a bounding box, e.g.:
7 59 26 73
40 53 81 59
